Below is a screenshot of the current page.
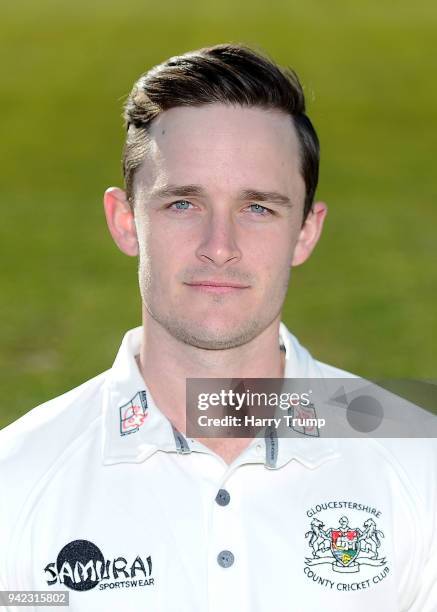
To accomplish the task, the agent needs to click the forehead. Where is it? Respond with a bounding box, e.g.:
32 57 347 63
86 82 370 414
135 103 305 200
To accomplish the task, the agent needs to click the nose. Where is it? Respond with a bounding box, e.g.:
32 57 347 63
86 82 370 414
195 210 242 267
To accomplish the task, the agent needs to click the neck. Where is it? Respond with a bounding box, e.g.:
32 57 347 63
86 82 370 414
137 308 285 463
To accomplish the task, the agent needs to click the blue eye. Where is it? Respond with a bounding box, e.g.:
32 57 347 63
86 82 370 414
248 203 270 214
171 200 192 210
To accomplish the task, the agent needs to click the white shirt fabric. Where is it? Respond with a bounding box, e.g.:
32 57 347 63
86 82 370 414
0 323 436 611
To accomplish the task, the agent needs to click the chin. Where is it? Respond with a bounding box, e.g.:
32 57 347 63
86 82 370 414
165 317 263 350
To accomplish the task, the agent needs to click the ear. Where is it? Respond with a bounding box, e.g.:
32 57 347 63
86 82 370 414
103 187 138 256
291 202 328 267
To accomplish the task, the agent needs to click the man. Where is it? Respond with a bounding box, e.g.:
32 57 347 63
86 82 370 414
0 44 435 611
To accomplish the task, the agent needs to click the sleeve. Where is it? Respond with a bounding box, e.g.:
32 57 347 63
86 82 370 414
0 426 23 599
0 494 14 611
404 441 437 611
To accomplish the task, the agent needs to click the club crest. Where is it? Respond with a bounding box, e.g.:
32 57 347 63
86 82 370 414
331 521 360 569
305 515 386 574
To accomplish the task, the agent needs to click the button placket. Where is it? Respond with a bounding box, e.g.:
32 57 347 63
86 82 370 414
214 488 234 566
208 471 249 611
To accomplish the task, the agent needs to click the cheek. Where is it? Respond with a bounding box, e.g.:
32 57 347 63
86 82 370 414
139 230 189 285
245 229 295 273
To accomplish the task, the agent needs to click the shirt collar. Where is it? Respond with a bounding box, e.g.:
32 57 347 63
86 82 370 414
102 325 339 470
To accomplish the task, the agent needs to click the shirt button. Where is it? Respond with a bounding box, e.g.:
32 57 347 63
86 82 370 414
217 550 235 568
215 489 231 506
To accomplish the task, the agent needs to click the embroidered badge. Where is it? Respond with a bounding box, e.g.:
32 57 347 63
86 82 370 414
119 391 148 436
304 501 389 591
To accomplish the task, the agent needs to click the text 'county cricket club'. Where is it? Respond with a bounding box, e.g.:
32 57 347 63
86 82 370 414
304 501 390 592
44 540 155 592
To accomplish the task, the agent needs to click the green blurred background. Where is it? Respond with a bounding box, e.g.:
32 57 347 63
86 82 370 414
1 0 436 428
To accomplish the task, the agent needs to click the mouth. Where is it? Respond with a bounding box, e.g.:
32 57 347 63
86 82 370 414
184 280 250 294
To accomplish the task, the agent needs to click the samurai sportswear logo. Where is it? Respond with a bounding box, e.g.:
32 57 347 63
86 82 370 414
120 391 148 436
304 501 389 592
44 540 155 591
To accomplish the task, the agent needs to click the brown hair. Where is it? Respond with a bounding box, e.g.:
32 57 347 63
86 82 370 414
123 43 319 219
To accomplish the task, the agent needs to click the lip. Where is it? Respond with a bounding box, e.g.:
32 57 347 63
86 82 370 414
185 281 250 293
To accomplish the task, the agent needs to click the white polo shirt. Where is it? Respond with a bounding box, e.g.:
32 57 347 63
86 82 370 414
0 323 436 611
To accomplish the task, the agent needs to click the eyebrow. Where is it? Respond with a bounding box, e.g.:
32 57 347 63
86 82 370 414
150 184 293 207
239 189 292 207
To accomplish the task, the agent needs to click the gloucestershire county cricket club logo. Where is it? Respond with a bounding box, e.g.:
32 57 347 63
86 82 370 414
305 515 386 573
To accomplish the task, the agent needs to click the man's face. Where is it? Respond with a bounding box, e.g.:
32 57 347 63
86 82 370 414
132 103 309 350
